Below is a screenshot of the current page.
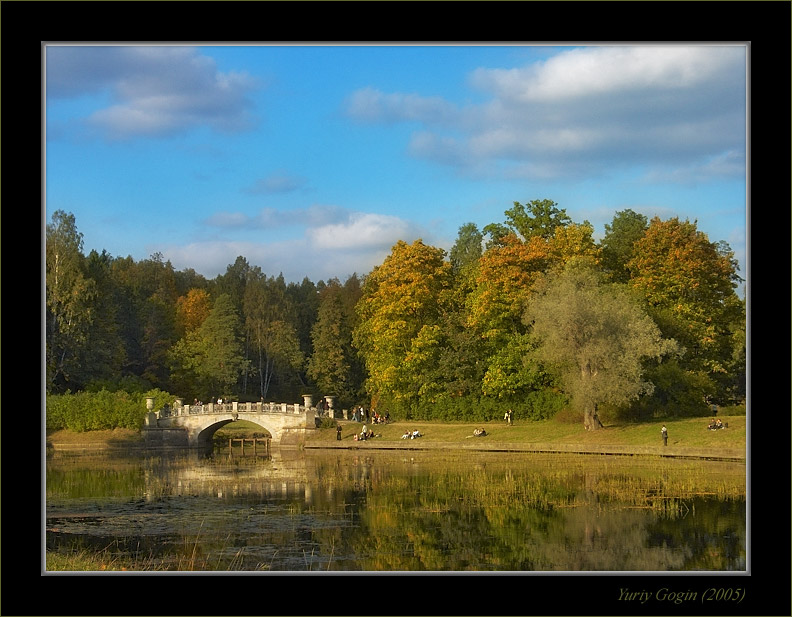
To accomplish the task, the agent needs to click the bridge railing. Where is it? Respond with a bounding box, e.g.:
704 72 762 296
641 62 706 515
164 402 308 416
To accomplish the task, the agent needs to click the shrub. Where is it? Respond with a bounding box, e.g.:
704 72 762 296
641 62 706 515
46 389 178 433
317 416 338 429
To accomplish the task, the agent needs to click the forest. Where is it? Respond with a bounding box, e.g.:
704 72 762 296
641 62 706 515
45 199 746 429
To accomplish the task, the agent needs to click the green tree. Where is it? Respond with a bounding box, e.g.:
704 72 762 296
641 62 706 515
169 294 249 399
449 222 483 274
526 261 677 430
46 210 97 392
484 199 572 246
286 276 321 360
599 209 649 283
105 252 181 390
243 273 304 399
82 249 127 385
211 256 251 312
308 279 365 406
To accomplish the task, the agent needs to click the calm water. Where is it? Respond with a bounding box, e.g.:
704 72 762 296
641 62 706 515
45 447 746 572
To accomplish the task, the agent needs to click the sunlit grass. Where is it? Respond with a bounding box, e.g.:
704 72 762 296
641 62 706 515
309 415 746 452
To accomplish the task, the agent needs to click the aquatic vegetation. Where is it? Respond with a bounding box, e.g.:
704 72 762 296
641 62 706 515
46 449 745 572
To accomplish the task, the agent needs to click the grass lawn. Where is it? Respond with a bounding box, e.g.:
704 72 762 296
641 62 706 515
307 415 746 451
47 415 745 453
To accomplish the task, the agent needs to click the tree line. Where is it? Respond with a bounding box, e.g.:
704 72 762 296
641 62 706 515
45 200 745 429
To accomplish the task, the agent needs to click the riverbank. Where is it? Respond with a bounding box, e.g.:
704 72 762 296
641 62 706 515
305 415 745 461
47 415 746 461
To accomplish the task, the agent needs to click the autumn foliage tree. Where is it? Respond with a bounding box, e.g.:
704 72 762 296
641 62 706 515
353 240 452 415
175 288 211 334
169 294 249 400
627 217 744 406
46 204 745 429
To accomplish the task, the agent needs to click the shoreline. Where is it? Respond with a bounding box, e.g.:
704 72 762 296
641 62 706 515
47 436 745 462
303 440 745 462
46 416 746 462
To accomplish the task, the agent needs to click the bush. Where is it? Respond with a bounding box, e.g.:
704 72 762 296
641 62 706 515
551 406 583 424
46 389 177 433
316 416 338 429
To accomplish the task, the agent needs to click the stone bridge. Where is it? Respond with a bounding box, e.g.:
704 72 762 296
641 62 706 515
143 399 320 447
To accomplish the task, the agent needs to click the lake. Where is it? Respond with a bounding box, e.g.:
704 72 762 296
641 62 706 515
45 446 746 572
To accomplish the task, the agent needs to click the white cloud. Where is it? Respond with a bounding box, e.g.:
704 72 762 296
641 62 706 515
470 46 741 102
206 205 349 230
306 212 418 250
641 149 746 186
355 45 746 183
46 46 259 140
163 210 425 281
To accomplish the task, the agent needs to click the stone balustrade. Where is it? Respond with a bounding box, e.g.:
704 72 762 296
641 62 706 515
157 401 313 418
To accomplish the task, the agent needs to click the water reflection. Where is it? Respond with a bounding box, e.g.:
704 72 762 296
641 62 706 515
46 449 745 572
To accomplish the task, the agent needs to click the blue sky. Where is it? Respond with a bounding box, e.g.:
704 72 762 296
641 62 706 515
45 44 747 286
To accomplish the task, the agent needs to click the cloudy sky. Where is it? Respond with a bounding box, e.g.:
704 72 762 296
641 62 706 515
45 44 747 285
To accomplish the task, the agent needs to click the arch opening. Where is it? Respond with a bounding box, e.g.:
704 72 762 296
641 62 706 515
195 419 275 446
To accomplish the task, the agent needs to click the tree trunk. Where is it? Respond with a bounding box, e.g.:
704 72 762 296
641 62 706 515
583 402 604 431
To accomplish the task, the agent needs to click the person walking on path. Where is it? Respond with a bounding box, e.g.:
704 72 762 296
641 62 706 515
661 424 668 446
336 423 342 441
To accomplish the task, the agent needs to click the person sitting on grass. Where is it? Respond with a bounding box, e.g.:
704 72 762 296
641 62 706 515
411 429 422 439
402 430 410 440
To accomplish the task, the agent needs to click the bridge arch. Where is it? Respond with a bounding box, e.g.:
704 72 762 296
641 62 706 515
191 417 276 446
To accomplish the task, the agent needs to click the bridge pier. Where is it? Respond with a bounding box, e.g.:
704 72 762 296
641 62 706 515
142 427 190 447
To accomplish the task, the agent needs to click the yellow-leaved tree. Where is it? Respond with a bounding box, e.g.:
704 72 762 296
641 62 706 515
352 240 452 416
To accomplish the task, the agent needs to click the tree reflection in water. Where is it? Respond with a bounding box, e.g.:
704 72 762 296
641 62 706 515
46 449 745 571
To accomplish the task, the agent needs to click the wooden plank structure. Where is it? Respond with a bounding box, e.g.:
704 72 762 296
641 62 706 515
228 437 271 456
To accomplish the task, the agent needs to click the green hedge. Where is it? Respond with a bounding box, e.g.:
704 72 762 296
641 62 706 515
46 389 176 432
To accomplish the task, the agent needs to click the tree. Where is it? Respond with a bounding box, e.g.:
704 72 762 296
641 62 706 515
599 209 648 283
467 233 550 343
353 239 452 412
627 217 743 383
484 199 572 246
175 288 212 335
243 273 303 399
81 249 127 386
286 276 321 360
169 294 249 399
46 210 97 392
211 256 251 312
307 279 363 405
449 222 483 274
526 261 677 430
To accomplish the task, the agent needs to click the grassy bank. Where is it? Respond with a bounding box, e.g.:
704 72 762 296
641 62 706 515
307 415 746 451
46 415 746 454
